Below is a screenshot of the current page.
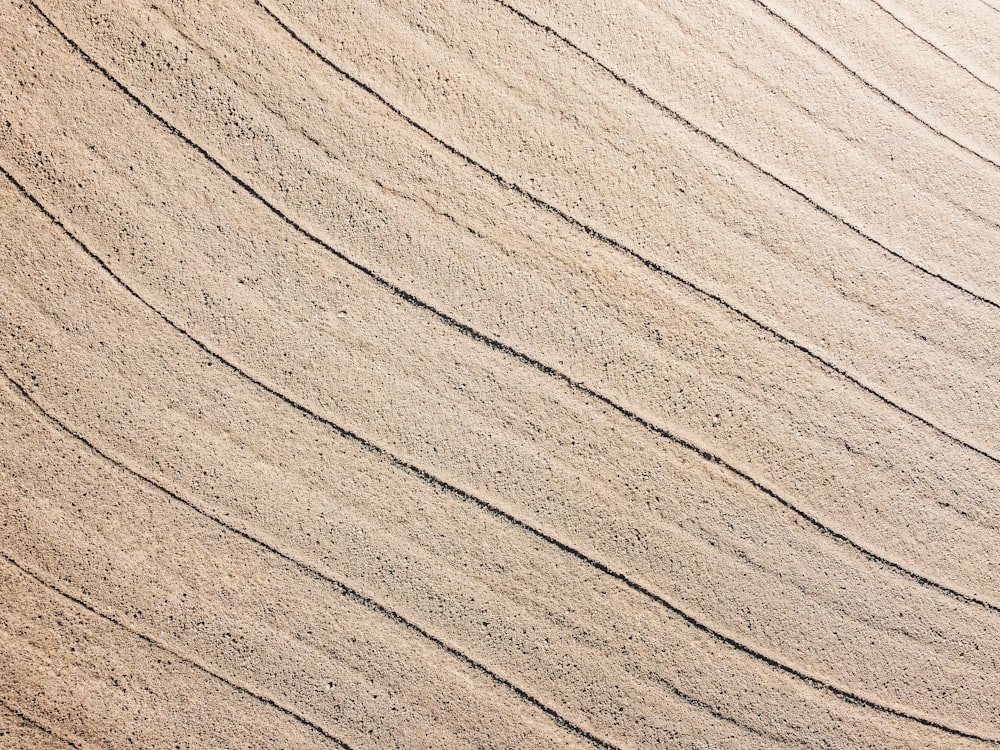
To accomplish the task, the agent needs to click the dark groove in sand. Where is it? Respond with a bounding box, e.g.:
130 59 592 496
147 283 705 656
502 0 1000 233
502 0 1000 257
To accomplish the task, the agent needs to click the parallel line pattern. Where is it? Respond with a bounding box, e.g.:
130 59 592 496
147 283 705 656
0 367 619 750
29 0 993 625
0 551 353 749
2 165 997 743
869 0 1000 93
0 697 85 750
748 0 1000 174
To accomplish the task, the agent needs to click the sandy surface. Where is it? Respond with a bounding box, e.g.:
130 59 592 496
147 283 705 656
2 0 999 747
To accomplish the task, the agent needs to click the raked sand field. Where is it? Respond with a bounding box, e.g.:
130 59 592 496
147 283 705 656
2 0 1000 747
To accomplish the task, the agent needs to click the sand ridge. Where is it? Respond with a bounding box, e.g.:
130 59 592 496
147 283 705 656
2 0 999 746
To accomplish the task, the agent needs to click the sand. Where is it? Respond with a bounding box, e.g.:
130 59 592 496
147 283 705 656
2 0 999 747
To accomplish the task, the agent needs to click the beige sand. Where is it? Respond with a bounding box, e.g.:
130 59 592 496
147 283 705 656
2 0 999 747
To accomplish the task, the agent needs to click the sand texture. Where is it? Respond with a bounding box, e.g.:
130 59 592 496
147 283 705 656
2 0 1000 747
